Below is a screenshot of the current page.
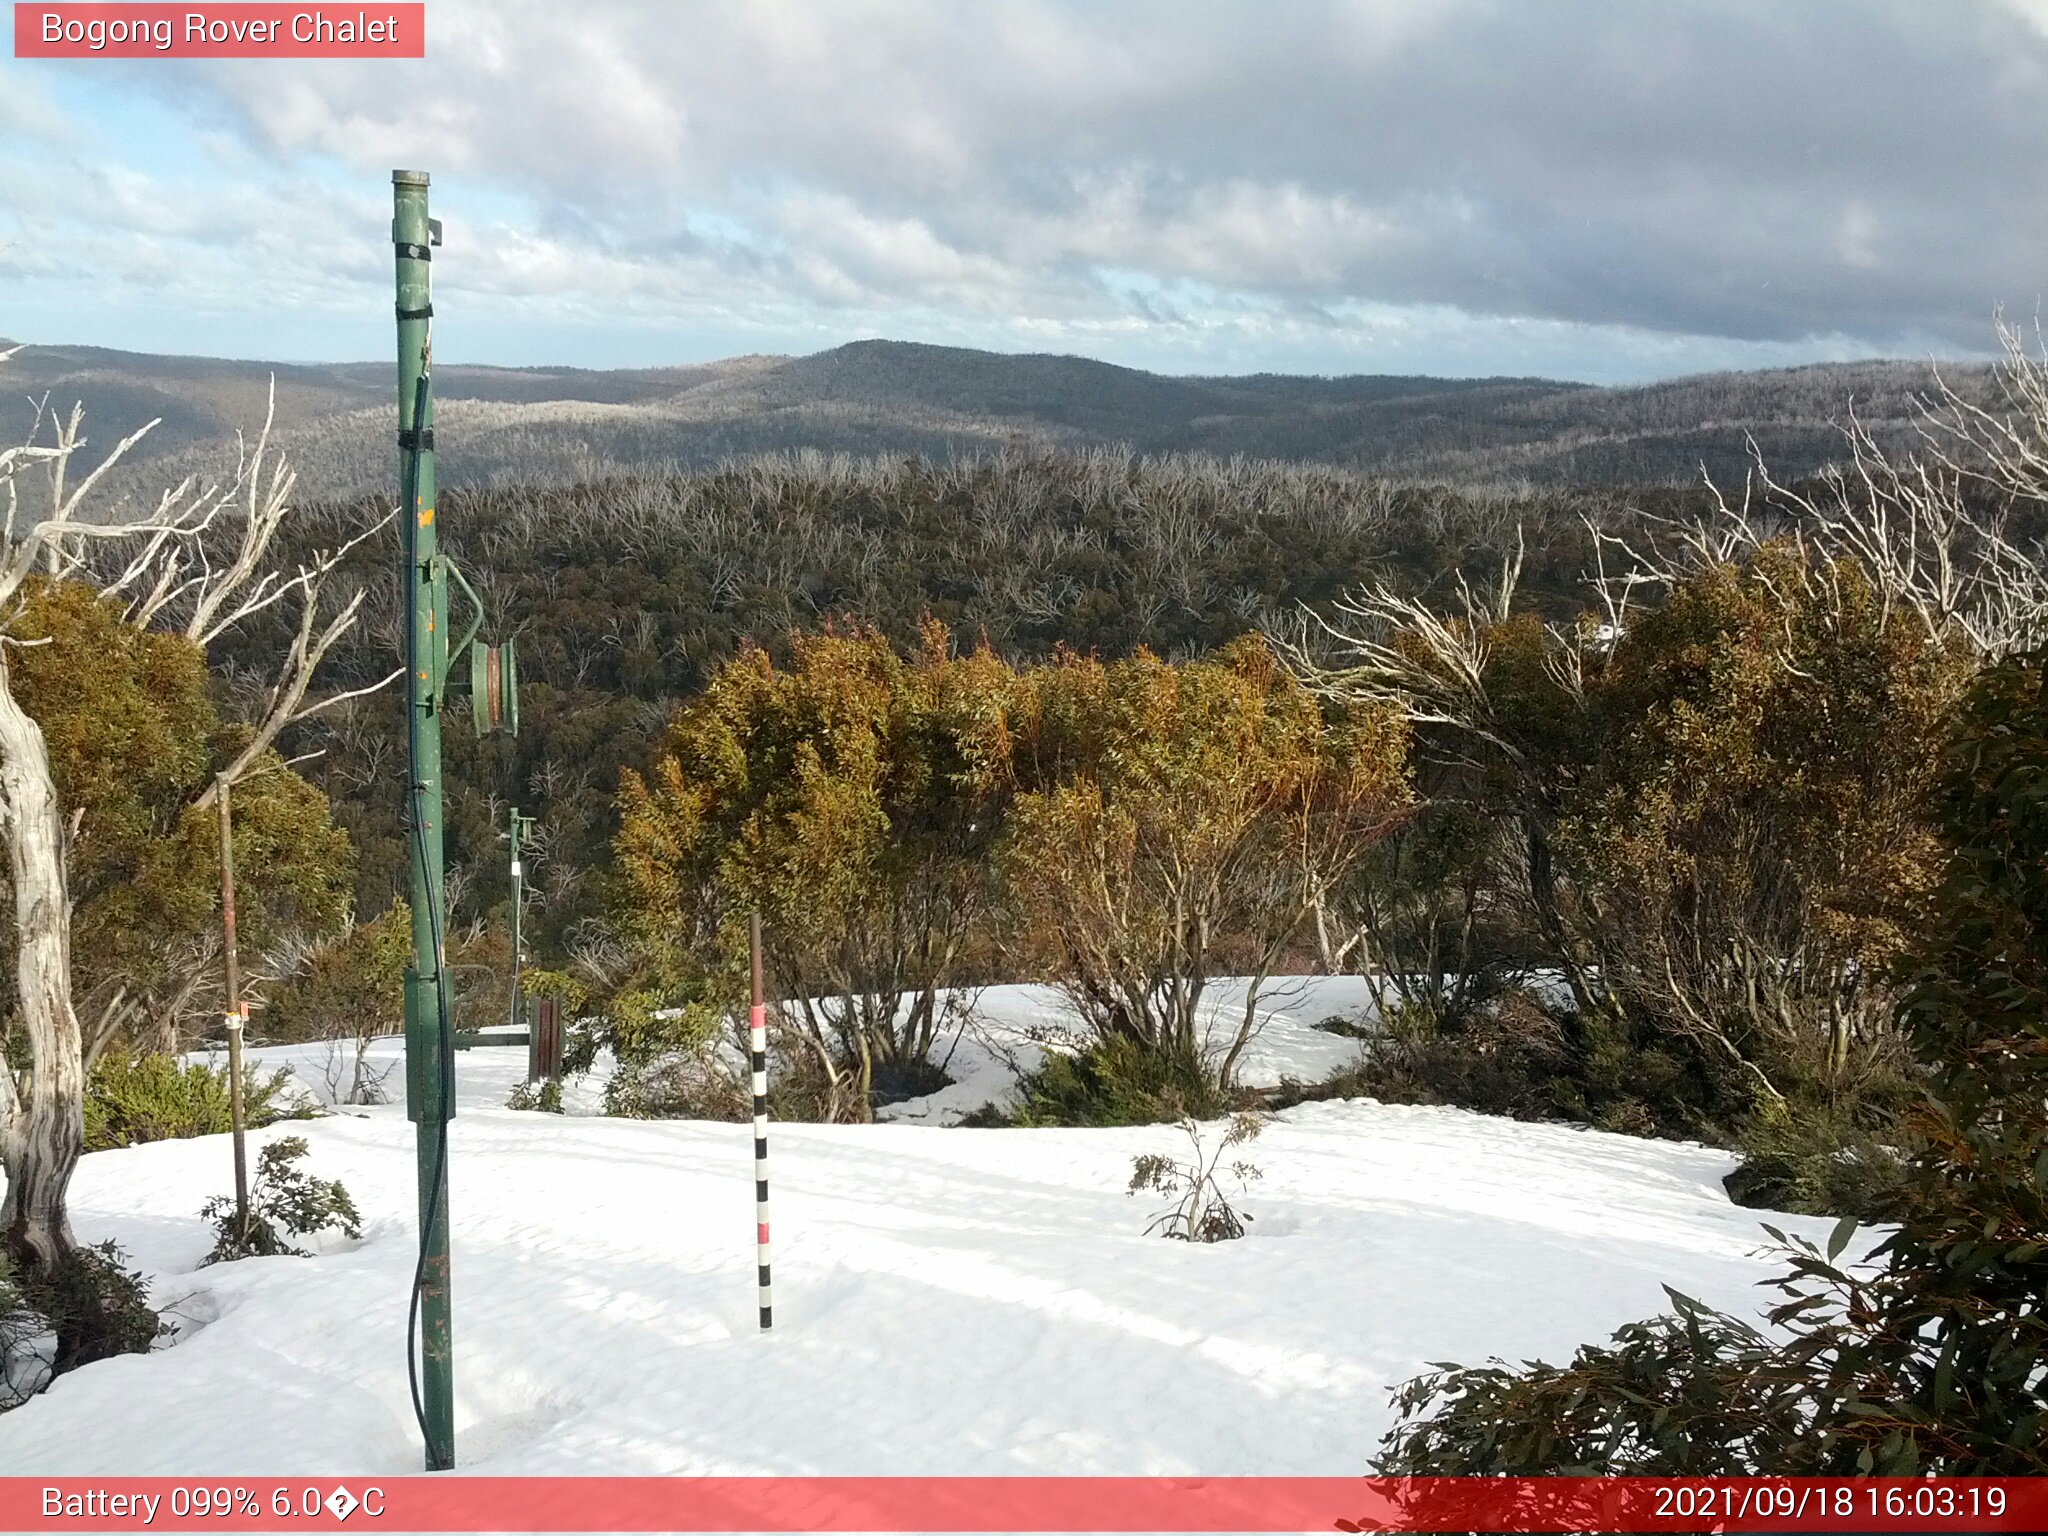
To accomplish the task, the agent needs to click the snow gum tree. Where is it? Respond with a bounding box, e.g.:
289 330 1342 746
0 369 388 1300
3 577 353 1067
1286 325 2048 1150
617 620 1015 1120
1003 635 1409 1091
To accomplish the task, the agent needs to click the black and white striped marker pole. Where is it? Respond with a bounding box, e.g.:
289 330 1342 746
749 912 773 1330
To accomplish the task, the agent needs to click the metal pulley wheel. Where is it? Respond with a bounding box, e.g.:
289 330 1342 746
469 638 519 735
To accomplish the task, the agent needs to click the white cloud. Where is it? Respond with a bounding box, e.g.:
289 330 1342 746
7 0 2042 375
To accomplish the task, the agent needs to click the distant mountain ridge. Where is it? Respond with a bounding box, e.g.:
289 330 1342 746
0 336 1985 505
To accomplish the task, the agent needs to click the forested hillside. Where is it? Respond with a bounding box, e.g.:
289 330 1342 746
0 337 1990 508
10 336 2047 1485
230 450 1702 951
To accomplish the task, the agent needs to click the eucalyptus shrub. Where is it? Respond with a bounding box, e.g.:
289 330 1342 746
84 1053 301 1152
202 1137 361 1264
1374 648 2048 1476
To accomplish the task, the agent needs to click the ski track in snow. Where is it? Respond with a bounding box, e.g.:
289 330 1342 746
2 979 1832 1477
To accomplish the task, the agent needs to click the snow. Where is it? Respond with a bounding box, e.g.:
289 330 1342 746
1 980 1833 1478
226 976 1382 1127
879 976 1383 1124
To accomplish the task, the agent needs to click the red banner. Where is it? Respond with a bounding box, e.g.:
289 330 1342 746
13 4 424 58
3 1476 2043 1532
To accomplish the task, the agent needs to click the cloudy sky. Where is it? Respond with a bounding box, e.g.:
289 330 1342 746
5 0 2047 382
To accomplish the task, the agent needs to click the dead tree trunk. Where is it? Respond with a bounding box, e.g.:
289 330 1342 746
0 659 82 1276
0 374 394 1295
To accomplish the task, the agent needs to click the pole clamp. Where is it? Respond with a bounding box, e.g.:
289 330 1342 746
396 302 434 321
394 242 433 261
397 428 436 451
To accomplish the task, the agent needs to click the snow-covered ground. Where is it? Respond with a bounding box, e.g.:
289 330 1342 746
239 976 1386 1126
1 980 1832 1476
881 976 1381 1123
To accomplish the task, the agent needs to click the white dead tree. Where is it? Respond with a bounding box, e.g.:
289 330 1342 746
1287 319 2048 737
1275 322 2048 1077
0 372 395 1276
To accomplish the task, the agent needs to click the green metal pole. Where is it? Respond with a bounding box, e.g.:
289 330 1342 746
394 167 454 1472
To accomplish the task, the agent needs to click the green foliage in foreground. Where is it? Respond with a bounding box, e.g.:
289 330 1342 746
83 1053 305 1153
201 1137 362 1264
1000 1037 1234 1128
1374 647 2048 1476
2 1242 164 1402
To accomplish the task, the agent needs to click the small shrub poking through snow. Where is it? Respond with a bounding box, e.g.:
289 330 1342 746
319 1034 395 1107
1725 1089 1913 1220
201 1137 361 1264
505 1077 564 1114
6 1242 164 1396
0 1254 46 1410
1311 1013 1373 1040
1128 1113 1265 1242
1011 1035 1231 1126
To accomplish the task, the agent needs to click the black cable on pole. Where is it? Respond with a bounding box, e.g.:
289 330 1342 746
400 355 456 1469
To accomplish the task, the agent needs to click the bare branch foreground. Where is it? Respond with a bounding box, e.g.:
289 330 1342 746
1286 317 2048 722
0 371 393 1279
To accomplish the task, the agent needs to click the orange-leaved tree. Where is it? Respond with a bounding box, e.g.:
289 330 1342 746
4 578 353 1068
1003 635 1409 1091
616 620 1015 1119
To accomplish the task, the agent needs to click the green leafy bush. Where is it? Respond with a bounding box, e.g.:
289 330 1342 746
84 1053 304 1152
258 901 409 1044
1340 993 1571 1121
1002 639 1409 1102
1006 1036 1231 1127
6 1245 165 1412
1379 1280 1827 1475
12 1242 164 1385
589 994 772 1121
616 624 1016 1122
506 1077 565 1113
201 1136 361 1264
603 1051 750 1120
1374 646 2048 1477
1725 1089 1914 1220
1321 990 1716 1141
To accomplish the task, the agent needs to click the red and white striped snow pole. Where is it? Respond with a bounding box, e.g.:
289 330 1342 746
749 911 773 1330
